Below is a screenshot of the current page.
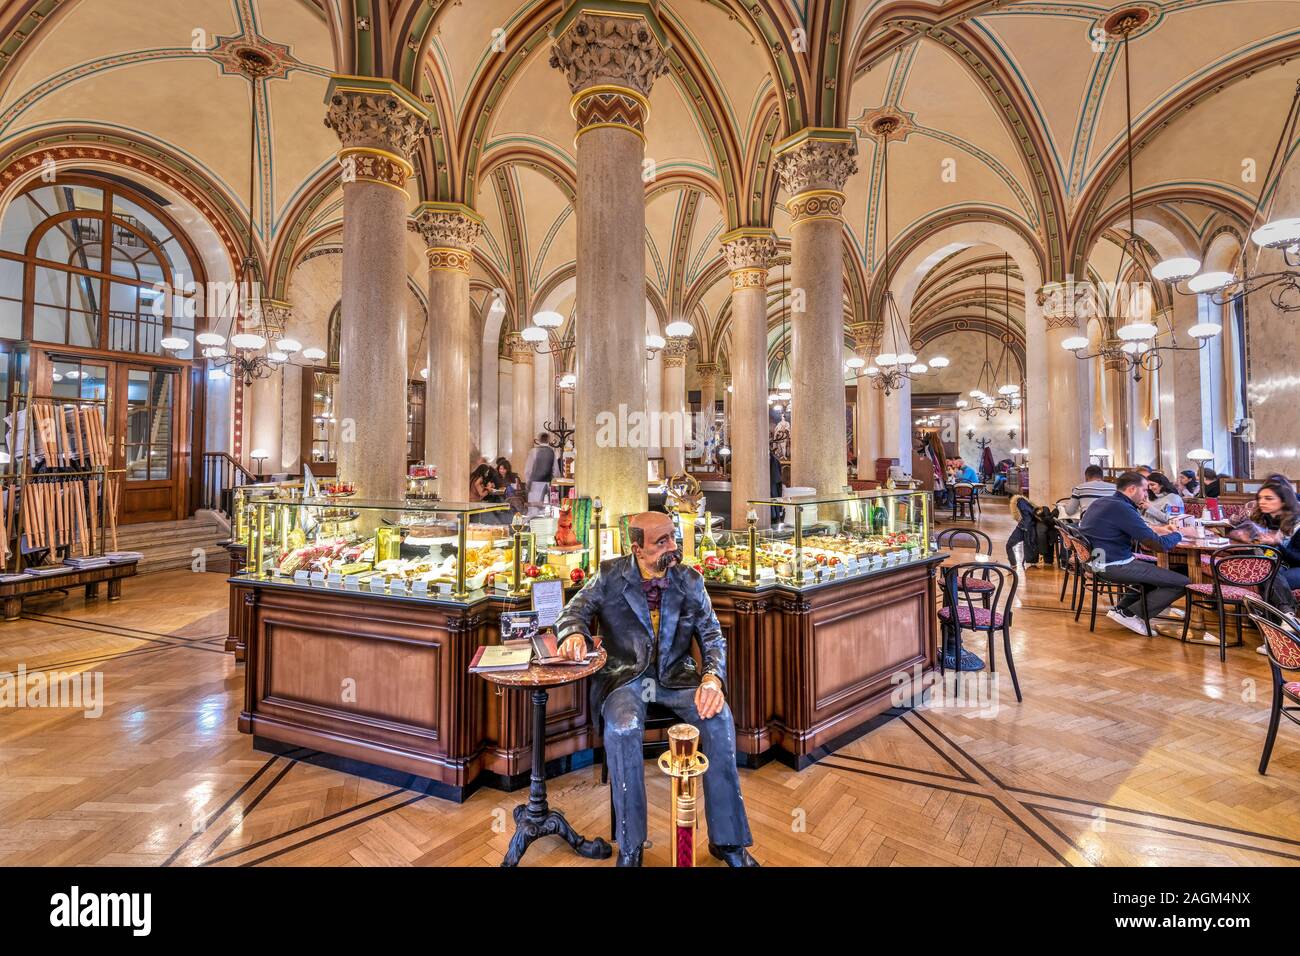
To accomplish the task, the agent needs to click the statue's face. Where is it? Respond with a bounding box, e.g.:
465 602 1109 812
631 513 680 573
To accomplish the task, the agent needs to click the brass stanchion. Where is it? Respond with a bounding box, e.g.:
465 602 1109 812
657 723 709 867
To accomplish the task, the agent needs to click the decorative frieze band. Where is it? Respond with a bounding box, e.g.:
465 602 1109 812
787 189 846 226
337 146 414 191
1036 282 1085 332
549 9 669 99
425 247 474 274
571 85 649 140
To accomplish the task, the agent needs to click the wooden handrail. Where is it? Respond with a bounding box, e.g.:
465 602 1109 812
201 451 255 516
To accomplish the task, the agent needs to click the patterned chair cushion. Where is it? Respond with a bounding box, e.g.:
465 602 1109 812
1186 582 1258 601
1183 500 1205 518
938 605 1005 628
1285 681 1300 700
956 578 996 592
1215 556 1275 586
1258 619 1300 669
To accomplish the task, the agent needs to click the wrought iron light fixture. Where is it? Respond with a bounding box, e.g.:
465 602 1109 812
1060 12 1218 381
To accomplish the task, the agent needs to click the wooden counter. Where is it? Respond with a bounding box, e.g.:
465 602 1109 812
231 555 942 798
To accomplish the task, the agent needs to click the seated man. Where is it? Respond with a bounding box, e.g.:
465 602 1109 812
553 511 758 867
1061 464 1115 517
951 457 980 485
1079 471 1188 636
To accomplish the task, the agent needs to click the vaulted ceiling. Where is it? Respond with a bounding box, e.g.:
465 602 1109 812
0 0 1295 384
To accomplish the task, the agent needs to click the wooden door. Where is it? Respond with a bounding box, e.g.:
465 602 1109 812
112 363 184 523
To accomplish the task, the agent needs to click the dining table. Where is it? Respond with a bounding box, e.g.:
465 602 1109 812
1146 532 1233 585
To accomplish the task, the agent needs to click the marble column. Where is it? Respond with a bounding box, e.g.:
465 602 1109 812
1166 296 1205 470
1037 284 1087 497
696 362 718 465
773 129 858 495
661 339 688 475
550 5 669 518
247 373 282 475
720 228 777 527
508 333 535 468
324 77 428 501
855 376 881 478
410 201 482 497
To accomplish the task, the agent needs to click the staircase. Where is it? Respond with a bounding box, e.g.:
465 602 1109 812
111 513 231 575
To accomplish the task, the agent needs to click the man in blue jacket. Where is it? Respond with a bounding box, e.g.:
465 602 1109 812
1079 471 1188 636
553 511 757 867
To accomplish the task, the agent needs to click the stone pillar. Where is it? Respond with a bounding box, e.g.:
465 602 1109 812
1038 284 1087 497
720 228 777 527
661 339 689 475
247 374 282 475
508 333 535 468
696 362 718 465
1166 296 1205 471
856 376 880 478
410 201 482 496
773 128 858 495
551 4 669 520
324 77 428 501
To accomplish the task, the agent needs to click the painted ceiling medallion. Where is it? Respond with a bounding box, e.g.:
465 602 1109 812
849 105 916 145
210 33 300 81
1099 5 1159 40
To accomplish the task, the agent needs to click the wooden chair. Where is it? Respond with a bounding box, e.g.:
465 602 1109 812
936 528 995 604
1241 595 1300 774
950 482 979 522
938 561 1021 701
1179 545 1280 661
1057 523 1152 633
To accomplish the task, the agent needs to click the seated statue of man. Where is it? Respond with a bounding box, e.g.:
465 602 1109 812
553 511 758 867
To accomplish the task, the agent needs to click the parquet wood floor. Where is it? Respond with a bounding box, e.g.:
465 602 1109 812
0 505 1296 866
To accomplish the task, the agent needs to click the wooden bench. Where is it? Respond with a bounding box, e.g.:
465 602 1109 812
0 560 138 622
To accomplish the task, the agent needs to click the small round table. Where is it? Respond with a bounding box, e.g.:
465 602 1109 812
477 648 613 867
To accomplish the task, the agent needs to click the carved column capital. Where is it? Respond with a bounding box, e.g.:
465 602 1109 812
324 78 428 190
720 227 777 289
1037 282 1084 332
662 337 690 367
696 363 719 388
505 332 536 364
773 128 858 214
550 7 669 141
260 299 292 338
409 201 483 274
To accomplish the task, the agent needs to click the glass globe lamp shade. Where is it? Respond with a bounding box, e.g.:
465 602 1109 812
1187 271 1236 294
229 332 266 351
1061 336 1088 351
276 338 302 353
1188 323 1222 340
927 355 950 368
645 334 666 352
520 326 547 343
159 336 187 351
665 320 693 338
1251 218 1300 249
301 347 327 361
532 310 563 328
1151 257 1201 281
196 332 225 347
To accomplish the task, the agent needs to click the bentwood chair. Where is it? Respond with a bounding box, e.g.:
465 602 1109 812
1241 595 1300 774
1179 545 1280 661
1056 523 1152 633
936 529 995 605
938 561 1022 701
951 482 979 522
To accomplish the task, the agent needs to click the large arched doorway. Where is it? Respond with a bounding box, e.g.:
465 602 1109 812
0 176 208 521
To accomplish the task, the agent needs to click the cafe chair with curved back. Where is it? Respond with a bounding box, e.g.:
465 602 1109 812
951 482 980 522
1057 522 1151 633
1241 595 1300 774
936 528 995 604
938 561 1022 701
1179 545 1280 662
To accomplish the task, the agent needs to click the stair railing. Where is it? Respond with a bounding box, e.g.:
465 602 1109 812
201 452 255 517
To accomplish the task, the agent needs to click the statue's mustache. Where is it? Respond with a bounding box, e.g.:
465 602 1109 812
655 549 682 571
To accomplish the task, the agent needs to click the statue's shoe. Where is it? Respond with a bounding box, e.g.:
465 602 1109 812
708 843 760 867
616 844 643 867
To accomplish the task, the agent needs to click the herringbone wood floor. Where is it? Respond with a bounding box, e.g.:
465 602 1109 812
1 506 1297 867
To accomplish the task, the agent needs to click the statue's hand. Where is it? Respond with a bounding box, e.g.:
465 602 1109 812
695 675 725 719
557 635 587 662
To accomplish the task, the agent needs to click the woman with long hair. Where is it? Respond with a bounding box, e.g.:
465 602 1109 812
1142 472 1185 523
1227 480 1300 648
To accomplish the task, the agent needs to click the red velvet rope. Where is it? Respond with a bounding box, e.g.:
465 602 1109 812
675 824 694 867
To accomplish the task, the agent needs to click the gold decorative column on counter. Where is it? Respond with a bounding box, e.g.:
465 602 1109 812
324 77 428 501
662 338 689 475
550 1 669 519
774 129 858 496
1038 283 1086 497
720 227 777 527
410 201 483 500
507 331 536 466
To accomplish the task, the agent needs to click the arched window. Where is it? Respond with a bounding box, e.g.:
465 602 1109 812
0 176 206 356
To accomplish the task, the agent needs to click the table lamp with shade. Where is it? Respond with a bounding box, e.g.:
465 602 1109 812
1188 449 1214 499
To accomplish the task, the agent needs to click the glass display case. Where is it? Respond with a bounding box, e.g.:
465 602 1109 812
708 488 934 588
245 497 510 601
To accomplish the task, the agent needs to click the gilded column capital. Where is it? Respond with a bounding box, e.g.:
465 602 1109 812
773 128 858 216
324 77 429 190
662 337 690 367
550 6 669 140
696 363 719 388
1037 281 1085 332
505 332 536 364
409 201 483 274
720 227 777 289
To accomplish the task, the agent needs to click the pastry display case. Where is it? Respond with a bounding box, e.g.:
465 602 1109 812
244 497 510 601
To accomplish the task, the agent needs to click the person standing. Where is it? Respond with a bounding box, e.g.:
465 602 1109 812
1079 471 1188 636
522 432 556 515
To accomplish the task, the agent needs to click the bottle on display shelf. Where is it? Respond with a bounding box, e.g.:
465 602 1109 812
700 511 717 557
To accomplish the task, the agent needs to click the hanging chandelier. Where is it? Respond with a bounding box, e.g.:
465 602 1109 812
971 261 1021 420
1153 79 1300 311
1060 12 1219 381
166 49 323 384
856 117 947 395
